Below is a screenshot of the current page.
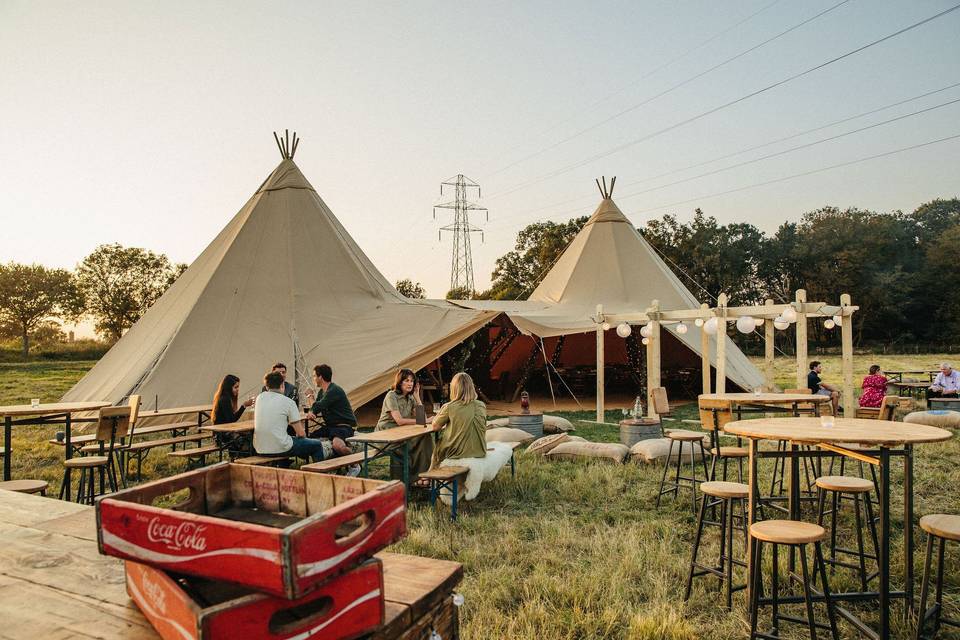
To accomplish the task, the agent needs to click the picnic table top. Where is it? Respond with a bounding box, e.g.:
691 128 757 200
0 401 111 418
891 381 931 388
136 404 211 419
699 393 830 405
200 422 255 433
725 417 953 446
349 424 440 444
0 490 462 639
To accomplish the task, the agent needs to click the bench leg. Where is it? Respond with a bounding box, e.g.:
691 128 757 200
510 451 515 478
451 477 459 521
429 480 438 507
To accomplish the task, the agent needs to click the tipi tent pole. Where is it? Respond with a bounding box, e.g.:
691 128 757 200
646 300 661 419
795 289 808 389
700 303 711 395
764 298 775 392
840 293 855 416
538 338 557 409
716 294 727 394
596 304 605 423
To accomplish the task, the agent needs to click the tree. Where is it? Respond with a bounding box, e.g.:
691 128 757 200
0 263 77 356
446 286 474 300
75 244 186 341
923 225 960 336
482 217 588 300
395 279 426 299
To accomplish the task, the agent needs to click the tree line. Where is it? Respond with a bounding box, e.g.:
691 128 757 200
0 245 186 356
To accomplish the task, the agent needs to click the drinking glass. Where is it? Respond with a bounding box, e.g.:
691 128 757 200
31 398 40 408
820 415 835 428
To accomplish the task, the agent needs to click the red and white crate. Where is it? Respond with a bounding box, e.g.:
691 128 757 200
125 557 384 640
97 462 406 598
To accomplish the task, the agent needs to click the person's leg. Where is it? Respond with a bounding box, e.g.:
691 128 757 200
287 437 331 463
831 391 840 415
926 388 941 400
331 437 352 456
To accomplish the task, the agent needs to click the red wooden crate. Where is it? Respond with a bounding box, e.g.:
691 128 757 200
125 557 384 640
97 462 406 598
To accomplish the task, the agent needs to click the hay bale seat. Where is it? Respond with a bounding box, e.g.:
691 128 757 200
485 427 535 444
525 433 570 456
545 441 629 464
904 410 960 429
630 437 707 465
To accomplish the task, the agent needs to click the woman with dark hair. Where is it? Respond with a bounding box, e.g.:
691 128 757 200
859 365 888 409
376 368 432 478
212 374 254 452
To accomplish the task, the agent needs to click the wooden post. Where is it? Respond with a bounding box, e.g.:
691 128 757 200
795 289 807 390
647 300 661 419
716 293 727 394
764 298 775 392
596 304 605 423
700 303 712 395
840 293 854 416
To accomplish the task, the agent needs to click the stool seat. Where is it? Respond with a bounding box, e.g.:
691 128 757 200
750 519 827 544
701 480 748 499
0 479 48 494
63 456 109 468
668 430 705 442
815 475 873 493
920 514 960 542
710 446 747 458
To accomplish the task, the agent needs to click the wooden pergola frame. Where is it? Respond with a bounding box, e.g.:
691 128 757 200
593 289 858 421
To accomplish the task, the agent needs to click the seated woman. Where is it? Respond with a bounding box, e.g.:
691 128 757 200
212 374 254 453
377 368 433 479
430 372 512 503
859 365 888 408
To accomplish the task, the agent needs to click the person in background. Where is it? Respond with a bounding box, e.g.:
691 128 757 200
377 368 433 479
305 364 357 442
254 371 338 462
808 360 841 415
859 365 888 409
927 362 960 400
261 362 298 405
211 374 254 453
431 372 487 468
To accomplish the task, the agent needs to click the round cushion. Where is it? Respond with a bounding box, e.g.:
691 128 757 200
701 481 748 499
525 433 570 456
920 514 960 542
0 479 48 494
545 441 629 464
485 427 535 444
815 475 873 493
542 415 575 434
630 437 705 464
904 410 960 429
750 520 827 544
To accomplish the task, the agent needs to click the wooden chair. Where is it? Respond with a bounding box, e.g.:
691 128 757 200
79 395 140 488
855 394 899 421
699 398 745 482
64 405 131 504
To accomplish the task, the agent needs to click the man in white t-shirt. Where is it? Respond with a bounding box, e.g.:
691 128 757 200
254 371 330 462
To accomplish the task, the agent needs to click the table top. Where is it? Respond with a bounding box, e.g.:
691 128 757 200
137 404 211 419
350 424 440 444
725 417 953 446
200 422 254 433
699 393 830 404
0 401 111 418
891 381 930 388
884 370 938 375
928 397 960 404
0 490 462 639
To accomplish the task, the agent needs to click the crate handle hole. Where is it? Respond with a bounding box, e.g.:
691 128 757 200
150 486 197 511
268 596 333 635
334 510 375 547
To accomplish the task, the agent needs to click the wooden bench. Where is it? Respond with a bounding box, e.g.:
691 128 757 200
49 421 195 450
126 433 211 477
419 466 469 520
167 444 224 469
233 454 295 467
301 451 366 474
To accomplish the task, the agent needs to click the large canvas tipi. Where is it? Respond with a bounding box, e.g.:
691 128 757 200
64 136 493 408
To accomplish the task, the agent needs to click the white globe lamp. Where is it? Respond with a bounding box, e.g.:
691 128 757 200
736 316 756 334
773 316 790 330
694 317 704 327
639 323 653 338
832 315 842 327
703 317 719 335
601 322 611 331
616 323 632 338
641 337 650 345
824 319 835 330
754 317 765 328
675 322 688 335
782 307 798 323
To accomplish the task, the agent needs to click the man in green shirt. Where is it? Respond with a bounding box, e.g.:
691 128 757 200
305 364 357 442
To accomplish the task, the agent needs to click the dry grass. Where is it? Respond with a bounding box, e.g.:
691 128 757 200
1 358 958 639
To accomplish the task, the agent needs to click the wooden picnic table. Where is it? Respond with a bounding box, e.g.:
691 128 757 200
725 417 952 640
927 396 960 410
0 401 111 492
349 424 440 490
883 370 938 384
891 380 930 401
699 392 830 418
136 404 211 425
0 489 463 639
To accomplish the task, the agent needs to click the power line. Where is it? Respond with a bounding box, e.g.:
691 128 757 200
499 80 960 222
483 0 850 180
485 3 960 201
626 132 960 216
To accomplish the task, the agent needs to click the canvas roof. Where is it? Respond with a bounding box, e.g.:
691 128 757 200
451 196 764 391
63 158 494 409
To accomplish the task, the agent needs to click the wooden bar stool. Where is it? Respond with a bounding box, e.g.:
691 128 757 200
656 429 709 514
64 406 130 504
699 400 747 482
815 475 879 591
684 481 748 610
749 520 839 640
915 514 960 639
0 479 48 496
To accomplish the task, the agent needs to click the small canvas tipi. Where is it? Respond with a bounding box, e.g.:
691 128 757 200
64 134 493 408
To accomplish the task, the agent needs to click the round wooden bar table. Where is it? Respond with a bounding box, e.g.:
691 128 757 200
725 417 952 640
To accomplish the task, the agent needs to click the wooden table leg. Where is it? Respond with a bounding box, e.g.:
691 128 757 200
904 444 914 621
746 438 758 606
62 414 73 500
3 416 11 481
879 446 891 640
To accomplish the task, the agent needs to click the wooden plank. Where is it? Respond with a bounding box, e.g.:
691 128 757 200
304 472 335 514
764 298 775 392
840 293 855 417
333 475 368 506
33 510 97 542
229 462 254 507
251 465 281 512
204 462 233 513
795 289 808 390
646 304 661 419
377 551 463 621
716 294 727 394
596 304 605 422
700 303 711 394
724 417 953 445
277 467 308 516
0 491 88 528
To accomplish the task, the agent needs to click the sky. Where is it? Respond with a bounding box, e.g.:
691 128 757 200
2 0 959 315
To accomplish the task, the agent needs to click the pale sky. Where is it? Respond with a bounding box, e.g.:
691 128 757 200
2 1 959 309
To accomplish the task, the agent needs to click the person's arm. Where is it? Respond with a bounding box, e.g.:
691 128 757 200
234 405 246 421
384 392 416 426
930 373 944 390
431 404 450 430
287 402 306 437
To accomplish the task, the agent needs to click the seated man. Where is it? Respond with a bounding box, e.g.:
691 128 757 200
808 360 841 415
260 362 299 405
254 371 349 463
305 364 358 442
927 362 960 400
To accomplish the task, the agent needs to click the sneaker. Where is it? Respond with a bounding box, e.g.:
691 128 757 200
345 464 362 477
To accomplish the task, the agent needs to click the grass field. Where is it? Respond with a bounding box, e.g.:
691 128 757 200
1 357 958 639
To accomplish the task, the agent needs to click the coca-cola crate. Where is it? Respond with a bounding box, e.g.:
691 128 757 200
96 462 406 598
125 557 384 640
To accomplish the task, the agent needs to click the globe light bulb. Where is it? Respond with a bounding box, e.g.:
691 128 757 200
824 319 835 330
832 315 842 327
601 322 611 331
774 316 789 330
754 317 765 328
639 323 653 338
675 322 688 335
736 316 756 334
782 307 798 323
616 323 632 338
703 317 719 335
694 318 704 327
641 337 649 345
